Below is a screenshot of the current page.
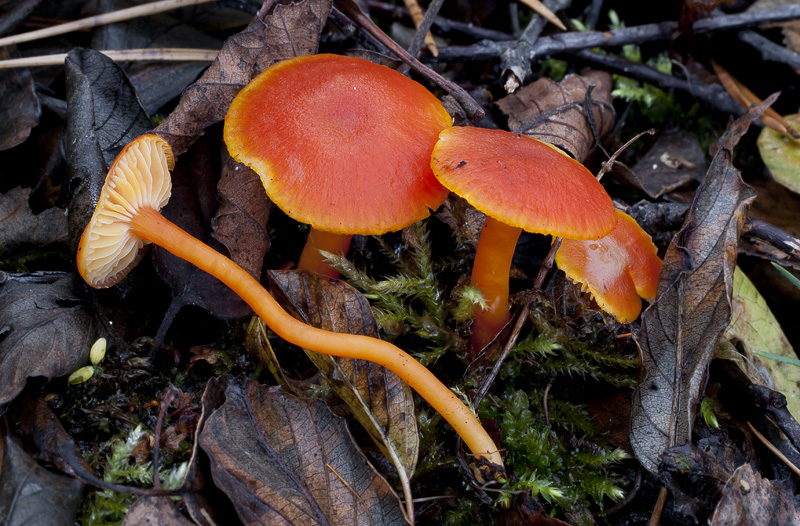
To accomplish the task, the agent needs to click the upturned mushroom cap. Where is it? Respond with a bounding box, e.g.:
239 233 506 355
431 126 617 239
77 134 174 289
224 53 452 235
555 210 662 323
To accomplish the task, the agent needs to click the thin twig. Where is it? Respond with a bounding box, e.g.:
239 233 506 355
403 0 438 57
0 0 215 48
152 387 178 490
747 421 800 478
739 29 800 70
334 0 485 121
602 467 643 516
518 0 566 31
59 441 181 497
743 218 800 263
0 48 218 69
433 4 800 61
366 1 514 41
648 486 669 526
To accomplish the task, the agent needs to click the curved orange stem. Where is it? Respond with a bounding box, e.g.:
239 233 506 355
470 216 522 355
131 207 504 470
297 228 352 279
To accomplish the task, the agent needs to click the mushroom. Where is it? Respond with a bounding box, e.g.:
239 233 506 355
77 134 504 473
555 210 662 323
224 53 452 278
430 126 618 353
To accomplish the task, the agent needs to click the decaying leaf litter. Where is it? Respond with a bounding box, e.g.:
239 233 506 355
1 0 800 525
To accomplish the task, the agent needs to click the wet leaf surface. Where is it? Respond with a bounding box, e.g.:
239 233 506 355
0 187 68 259
0 436 82 526
0 272 102 408
199 378 407 526
630 102 761 474
269 270 419 478
0 48 40 151
757 112 800 195
709 463 800 525
495 70 614 161
154 0 331 155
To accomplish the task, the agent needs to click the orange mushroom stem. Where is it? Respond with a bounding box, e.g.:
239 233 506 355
77 134 504 474
555 210 662 323
431 127 618 356
297 230 352 279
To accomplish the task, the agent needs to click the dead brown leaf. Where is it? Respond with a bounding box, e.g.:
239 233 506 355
0 47 39 151
627 130 707 199
154 0 332 156
630 100 763 473
495 70 615 162
121 496 195 526
269 270 419 479
0 187 68 259
198 378 408 526
710 463 800 525
211 149 272 281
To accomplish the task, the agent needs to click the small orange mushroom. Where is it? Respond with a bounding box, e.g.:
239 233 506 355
431 126 617 354
555 210 662 323
224 53 452 278
77 134 504 473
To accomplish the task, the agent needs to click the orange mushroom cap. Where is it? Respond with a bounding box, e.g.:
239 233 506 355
76 134 174 289
555 210 662 323
224 53 452 235
431 126 617 240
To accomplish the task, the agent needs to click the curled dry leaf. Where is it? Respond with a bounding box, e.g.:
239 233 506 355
0 187 68 259
269 269 419 478
630 98 764 474
0 273 102 408
0 436 82 526
64 48 151 245
154 0 332 156
198 378 407 526
495 70 615 162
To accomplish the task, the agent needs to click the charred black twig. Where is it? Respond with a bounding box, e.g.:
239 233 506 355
334 0 485 121
739 30 800 71
366 1 514 41
572 50 744 116
433 4 800 62
501 0 572 92
743 218 800 263
407 0 445 58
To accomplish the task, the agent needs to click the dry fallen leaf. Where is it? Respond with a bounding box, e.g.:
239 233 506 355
199 378 408 526
269 270 419 479
628 130 707 199
0 187 68 259
0 48 39 151
121 496 195 526
495 70 615 162
0 272 102 408
709 463 800 525
0 436 82 526
630 99 763 473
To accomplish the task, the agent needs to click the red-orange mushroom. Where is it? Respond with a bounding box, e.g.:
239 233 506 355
555 210 662 322
224 53 452 278
77 134 504 473
431 127 617 353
